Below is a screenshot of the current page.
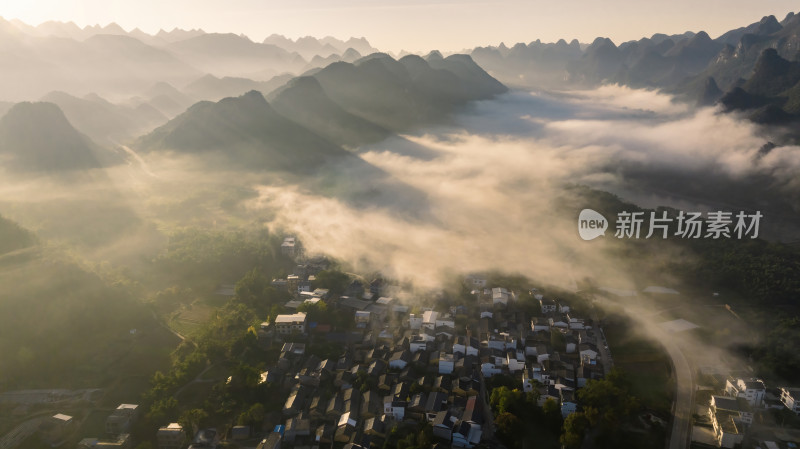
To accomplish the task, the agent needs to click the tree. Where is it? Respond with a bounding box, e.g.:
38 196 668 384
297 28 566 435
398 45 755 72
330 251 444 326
180 408 208 437
561 412 589 449
495 412 522 449
297 301 329 323
235 268 270 306
542 397 563 433
577 369 638 428
238 403 266 429
147 397 178 423
312 270 350 295
550 329 566 352
490 386 523 415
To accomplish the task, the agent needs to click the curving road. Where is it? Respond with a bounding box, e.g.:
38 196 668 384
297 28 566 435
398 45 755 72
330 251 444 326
652 326 693 449
593 295 694 449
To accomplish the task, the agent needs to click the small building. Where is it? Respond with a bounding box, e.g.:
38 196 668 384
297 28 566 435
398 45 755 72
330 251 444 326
389 350 412 370
287 275 300 293
560 390 577 417
284 418 311 444
432 411 455 441
40 414 75 446
465 274 487 288
275 312 308 335
281 237 297 257
231 426 251 440
105 404 139 436
157 423 185 449
355 311 371 328
384 395 407 420
780 387 800 414
725 378 765 407
492 287 511 306
439 352 455 375
539 297 557 314
422 311 439 331
77 434 131 448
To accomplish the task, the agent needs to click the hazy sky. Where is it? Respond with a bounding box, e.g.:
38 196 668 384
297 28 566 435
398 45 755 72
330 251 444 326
2 0 798 52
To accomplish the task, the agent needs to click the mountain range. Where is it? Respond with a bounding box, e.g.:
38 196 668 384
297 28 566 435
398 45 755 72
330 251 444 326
136 53 506 170
471 12 800 127
0 16 381 101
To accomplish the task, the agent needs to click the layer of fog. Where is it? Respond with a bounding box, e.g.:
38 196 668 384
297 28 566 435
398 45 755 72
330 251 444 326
250 85 800 292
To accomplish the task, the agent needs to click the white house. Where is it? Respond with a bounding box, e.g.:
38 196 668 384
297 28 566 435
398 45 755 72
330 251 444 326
579 343 598 361
568 319 585 330
536 345 551 363
506 349 525 373
409 334 431 353
481 362 501 377
157 423 185 449
523 369 535 393
560 390 578 418
383 396 406 420
439 352 455 375
452 421 482 448
712 396 753 426
422 311 439 331
435 315 456 329
492 287 511 306
275 312 308 335
710 396 746 448
780 387 800 414
550 317 569 329
531 318 550 332
453 337 479 357
725 378 765 407
409 314 423 330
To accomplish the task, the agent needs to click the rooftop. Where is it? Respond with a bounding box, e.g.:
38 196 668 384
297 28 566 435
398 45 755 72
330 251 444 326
275 312 307 323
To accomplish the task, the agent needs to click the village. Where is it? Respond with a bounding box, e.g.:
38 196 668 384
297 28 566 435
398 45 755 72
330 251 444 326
14 237 800 449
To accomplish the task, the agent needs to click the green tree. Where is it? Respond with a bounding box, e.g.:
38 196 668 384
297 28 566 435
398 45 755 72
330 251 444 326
238 403 266 429
179 408 208 437
542 397 563 433
550 329 566 352
561 412 589 449
312 270 350 295
495 412 522 449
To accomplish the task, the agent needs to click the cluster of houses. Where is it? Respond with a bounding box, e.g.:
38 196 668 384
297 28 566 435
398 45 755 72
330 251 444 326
697 376 800 448
239 273 612 449
35 404 139 448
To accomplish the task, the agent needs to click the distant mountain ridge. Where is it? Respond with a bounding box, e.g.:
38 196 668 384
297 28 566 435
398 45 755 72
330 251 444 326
136 53 507 170
137 90 350 171
0 102 112 172
0 16 382 101
470 11 800 128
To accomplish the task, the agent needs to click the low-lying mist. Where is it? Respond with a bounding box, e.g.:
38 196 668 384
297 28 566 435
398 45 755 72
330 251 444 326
248 85 800 290
1 84 798 295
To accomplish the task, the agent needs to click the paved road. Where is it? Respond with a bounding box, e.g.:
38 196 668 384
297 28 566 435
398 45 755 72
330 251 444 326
595 296 693 449
652 326 693 449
